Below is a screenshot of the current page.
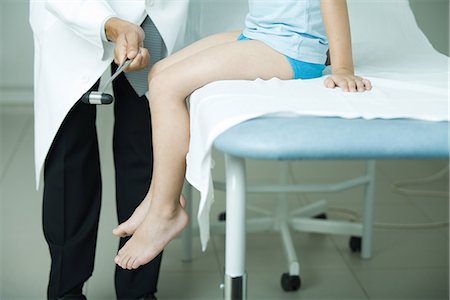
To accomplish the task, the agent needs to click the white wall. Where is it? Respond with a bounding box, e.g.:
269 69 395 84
0 0 34 104
0 0 448 105
410 0 449 55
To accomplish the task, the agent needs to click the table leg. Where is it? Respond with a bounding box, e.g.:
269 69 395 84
224 154 247 300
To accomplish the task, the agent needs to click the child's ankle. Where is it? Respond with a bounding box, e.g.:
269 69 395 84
154 202 183 218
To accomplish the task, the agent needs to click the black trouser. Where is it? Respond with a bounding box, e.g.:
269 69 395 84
43 67 162 300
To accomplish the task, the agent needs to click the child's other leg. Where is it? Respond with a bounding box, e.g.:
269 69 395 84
112 31 241 238
115 39 293 270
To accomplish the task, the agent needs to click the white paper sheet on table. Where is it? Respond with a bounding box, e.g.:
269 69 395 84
184 0 450 250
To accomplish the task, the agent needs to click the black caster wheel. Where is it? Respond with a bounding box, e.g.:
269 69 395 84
218 212 226 221
314 213 328 220
280 272 301 292
349 236 362 253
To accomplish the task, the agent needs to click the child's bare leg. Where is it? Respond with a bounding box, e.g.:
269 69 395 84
112 187 186 237
112 31 240 237
115 39 293 269
149 31 241 77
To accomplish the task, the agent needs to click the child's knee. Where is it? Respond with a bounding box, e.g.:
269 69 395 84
148 60 164 83
148 73 166 99
148 72 181 102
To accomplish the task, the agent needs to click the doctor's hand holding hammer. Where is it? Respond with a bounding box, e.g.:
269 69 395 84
104 17 150 72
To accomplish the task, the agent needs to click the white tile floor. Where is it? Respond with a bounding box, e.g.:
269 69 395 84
0 103 448 300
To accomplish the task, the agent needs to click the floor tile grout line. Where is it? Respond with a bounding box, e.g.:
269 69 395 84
403 177 449 228
405 195 448 224
329 235 371 300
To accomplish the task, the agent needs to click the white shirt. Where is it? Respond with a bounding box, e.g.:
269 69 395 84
243 0 328 64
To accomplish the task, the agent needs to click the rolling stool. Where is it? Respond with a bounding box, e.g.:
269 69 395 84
210 115 449 300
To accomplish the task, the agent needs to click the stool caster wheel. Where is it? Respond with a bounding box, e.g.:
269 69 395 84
314 213 328 220
280 272 301 292
349 236 362 253
218 212 226 221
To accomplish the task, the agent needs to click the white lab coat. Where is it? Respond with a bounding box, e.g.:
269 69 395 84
30 0 189 188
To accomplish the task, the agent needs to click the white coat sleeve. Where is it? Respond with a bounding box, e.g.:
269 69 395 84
45 0 117 56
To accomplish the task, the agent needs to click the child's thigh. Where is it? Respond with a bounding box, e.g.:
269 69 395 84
159 39 293 97
151 31 241 76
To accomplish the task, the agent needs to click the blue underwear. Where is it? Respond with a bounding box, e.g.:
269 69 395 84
237 34 325 80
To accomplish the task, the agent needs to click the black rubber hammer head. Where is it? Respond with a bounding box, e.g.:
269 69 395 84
80 59 131 105
81 91 114 105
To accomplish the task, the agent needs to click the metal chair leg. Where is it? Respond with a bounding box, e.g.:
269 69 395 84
361 160 376 259
224 154 247 300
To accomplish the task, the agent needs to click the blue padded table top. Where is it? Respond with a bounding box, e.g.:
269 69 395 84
213 116 449 160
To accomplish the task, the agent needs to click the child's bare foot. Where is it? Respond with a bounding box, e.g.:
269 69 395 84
114 202 189 269
113 195 186 238
112 193 152 238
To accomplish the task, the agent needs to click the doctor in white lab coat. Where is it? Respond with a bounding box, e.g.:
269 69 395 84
29 1 189 299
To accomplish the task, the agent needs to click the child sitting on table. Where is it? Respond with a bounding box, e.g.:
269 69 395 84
113 0 372 270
